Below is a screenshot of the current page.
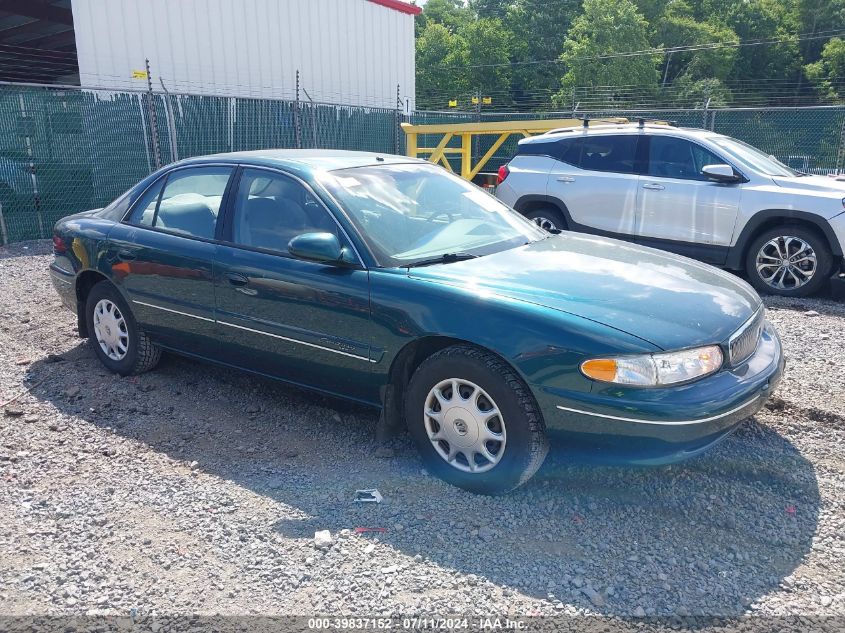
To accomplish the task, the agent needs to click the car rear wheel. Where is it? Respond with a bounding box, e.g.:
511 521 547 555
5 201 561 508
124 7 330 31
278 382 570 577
745 226 832 297
85 282 161 375
524 207 567 232
405 345 548 495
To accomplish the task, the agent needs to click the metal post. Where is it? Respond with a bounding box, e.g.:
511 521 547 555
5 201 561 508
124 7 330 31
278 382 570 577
702 96 711 130
19 93 44 238
145 58 162 169
302 87 317 148
0 202 8 246
294 70 302 149
835 115 845 175
394 83 401 155
159 77 179 162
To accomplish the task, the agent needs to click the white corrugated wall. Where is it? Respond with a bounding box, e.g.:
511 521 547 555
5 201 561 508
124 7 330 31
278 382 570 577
71 0 415 110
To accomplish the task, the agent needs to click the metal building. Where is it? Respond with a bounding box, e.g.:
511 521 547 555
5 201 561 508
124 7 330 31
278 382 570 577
0 0 419 110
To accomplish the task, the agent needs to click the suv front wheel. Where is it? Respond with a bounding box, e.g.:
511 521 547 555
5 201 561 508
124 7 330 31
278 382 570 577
745 226 832 297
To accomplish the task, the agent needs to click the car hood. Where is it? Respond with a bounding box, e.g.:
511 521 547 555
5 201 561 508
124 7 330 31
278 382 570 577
772 174 845 195
407 233 761 351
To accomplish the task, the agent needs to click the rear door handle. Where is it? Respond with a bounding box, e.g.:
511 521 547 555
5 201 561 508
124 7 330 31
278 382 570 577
556 176 576 183
642 183 665 191
225 273 249 287
116 249 136 261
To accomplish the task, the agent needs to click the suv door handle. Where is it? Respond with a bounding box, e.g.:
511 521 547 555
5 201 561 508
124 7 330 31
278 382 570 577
116 249 136 261
225 273 249 287
556 176 576 183
642 183 665 191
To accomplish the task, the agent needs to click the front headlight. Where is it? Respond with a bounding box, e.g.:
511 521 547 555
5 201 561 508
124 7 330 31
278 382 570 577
581 345 723 386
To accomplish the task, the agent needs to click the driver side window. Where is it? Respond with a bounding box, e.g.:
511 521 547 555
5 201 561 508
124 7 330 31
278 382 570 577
229 169 342 255
648 136 723 181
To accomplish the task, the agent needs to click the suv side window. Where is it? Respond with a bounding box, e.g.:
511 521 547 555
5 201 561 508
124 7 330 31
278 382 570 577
228 168 343 255
648 136 723 181
576 135 639 174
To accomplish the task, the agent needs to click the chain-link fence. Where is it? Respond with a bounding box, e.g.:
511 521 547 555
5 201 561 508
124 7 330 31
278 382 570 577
0 83 402 244
1 81 844 244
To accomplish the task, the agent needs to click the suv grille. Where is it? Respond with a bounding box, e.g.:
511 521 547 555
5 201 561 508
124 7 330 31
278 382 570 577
728 308 764 366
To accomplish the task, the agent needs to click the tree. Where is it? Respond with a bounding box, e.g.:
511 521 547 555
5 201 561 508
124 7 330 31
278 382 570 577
655 1 737 86
416 23 469 108
415 0 471 37
805 37 845 99
797 0 845 63
460 17 513 103
509 0 582 104
553 0 659 106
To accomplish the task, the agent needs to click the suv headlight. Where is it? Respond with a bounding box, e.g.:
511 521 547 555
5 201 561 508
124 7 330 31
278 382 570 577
581 345 723 386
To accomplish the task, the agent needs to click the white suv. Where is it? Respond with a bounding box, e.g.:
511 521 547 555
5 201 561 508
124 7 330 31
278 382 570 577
495 122 845 297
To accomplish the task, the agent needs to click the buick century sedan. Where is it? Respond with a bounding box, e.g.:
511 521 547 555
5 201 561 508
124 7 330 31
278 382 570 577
49 150 784 494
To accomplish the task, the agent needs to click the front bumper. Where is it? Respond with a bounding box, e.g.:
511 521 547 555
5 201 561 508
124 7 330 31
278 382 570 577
537 322 784 464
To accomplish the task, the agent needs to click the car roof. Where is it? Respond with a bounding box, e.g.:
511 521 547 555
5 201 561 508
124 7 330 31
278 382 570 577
520 124 720 145
173 149 425 174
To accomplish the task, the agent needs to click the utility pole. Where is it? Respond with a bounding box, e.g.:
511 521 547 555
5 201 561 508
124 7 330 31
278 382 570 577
145 58 162 169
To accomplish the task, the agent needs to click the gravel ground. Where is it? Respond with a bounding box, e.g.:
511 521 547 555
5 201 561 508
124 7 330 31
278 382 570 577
1 240 844 628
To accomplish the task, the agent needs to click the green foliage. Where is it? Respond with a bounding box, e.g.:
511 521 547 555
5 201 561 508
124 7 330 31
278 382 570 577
805 38 845 99
414 0 845 110
553 0 659 105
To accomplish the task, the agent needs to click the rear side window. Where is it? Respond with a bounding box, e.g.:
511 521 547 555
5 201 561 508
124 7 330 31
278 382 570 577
517 137 582 166
577 135 639 174
128 166 233 239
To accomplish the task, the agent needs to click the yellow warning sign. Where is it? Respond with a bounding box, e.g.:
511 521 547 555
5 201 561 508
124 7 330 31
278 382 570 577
448 99 457 107
132 70 148 80
471 96 479 104
482 96 492 104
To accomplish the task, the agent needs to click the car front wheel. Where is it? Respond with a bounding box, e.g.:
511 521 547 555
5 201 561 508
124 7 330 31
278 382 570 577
745 226 832 297
405 345 548 495
85 281 161 375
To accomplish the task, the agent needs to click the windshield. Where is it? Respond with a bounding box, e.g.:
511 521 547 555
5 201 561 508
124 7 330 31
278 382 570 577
319 163 546 267
711 136 800 177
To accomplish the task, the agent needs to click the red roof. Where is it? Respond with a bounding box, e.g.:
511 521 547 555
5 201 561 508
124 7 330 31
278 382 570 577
366 0 422 16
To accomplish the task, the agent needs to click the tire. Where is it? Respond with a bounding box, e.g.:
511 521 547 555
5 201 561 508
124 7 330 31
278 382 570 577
524 207 567 232
745 225 832 297
405 345 548 495
85 281 161 375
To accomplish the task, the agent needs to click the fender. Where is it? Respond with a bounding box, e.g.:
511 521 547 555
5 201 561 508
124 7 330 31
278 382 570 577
727 209 843 270
512 194 570 217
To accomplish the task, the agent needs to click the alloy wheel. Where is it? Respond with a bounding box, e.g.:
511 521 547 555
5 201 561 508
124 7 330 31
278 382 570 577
755 235 817 291
423 378 506 473
93 299 129 361
532 216 557 231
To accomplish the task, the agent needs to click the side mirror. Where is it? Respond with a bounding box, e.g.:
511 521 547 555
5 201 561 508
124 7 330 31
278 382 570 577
288 232 357 266
702 164 741 183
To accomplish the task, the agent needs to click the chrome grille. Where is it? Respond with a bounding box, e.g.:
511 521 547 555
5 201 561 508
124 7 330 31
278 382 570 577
728 308 764 366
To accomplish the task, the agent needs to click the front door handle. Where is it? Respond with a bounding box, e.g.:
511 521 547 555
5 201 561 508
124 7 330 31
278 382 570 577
642 183 665 191
225 272 249 287
116 249 136 261
556 176 576 183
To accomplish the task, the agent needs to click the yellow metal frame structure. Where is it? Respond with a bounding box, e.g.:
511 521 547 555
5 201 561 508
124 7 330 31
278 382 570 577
401 118 630 181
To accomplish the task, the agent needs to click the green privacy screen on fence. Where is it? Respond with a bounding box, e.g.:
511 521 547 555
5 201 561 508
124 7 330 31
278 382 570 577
1 82 844 244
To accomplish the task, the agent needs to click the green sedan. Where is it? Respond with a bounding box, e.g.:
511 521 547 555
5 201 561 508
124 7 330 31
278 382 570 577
49 150 784 494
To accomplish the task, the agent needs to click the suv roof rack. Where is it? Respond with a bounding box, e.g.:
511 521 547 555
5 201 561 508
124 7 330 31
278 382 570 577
637 118 678 127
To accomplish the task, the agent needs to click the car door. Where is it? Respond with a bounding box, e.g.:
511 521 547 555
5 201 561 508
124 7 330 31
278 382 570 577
546 133 642 235
107 165 235 352
213 166 375 402
636 135 742 264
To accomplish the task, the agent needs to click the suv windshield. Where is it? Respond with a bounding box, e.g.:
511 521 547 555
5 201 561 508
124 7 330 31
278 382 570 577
711 136 800 177
320 163 546 267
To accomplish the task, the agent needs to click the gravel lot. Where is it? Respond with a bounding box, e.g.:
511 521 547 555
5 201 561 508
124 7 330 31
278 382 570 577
1 240 844 628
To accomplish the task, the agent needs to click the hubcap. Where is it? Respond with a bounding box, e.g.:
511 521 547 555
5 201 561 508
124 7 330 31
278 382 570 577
93 299 129 361
532 216 557 231
755 236 817 291
423 378 506 473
